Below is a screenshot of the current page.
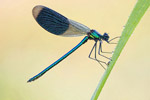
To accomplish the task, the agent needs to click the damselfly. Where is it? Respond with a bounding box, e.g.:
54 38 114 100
28 5 119 82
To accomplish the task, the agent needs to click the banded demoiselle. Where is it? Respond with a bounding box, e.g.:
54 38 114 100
28 5 118 82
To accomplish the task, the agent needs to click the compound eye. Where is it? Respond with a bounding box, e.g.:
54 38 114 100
103 33 109 41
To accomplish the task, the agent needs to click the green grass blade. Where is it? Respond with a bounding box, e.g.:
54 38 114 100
91 0 150 100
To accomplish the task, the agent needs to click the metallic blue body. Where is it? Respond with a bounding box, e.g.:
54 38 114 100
28 36 88 82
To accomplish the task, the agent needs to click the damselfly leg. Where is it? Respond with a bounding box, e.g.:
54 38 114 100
89 36 120 69
89 40 107 69
108 36 120 44
98 41 112 60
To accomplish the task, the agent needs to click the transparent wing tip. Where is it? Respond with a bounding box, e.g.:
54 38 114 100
32 5 45 19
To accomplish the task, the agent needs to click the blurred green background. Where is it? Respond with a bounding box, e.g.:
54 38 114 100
0 0 150 100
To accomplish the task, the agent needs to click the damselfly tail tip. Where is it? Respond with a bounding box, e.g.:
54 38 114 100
27 79 32 83
27 77 35 83
32 5 44 19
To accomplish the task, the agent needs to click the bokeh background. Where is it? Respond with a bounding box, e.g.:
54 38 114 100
0 0 150 100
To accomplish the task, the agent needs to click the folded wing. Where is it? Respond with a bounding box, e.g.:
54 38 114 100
32 5 91 37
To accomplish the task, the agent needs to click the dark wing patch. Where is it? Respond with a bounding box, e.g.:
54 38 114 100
34 6 69 35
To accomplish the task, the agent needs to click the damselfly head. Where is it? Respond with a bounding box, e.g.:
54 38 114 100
102 33 109 42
